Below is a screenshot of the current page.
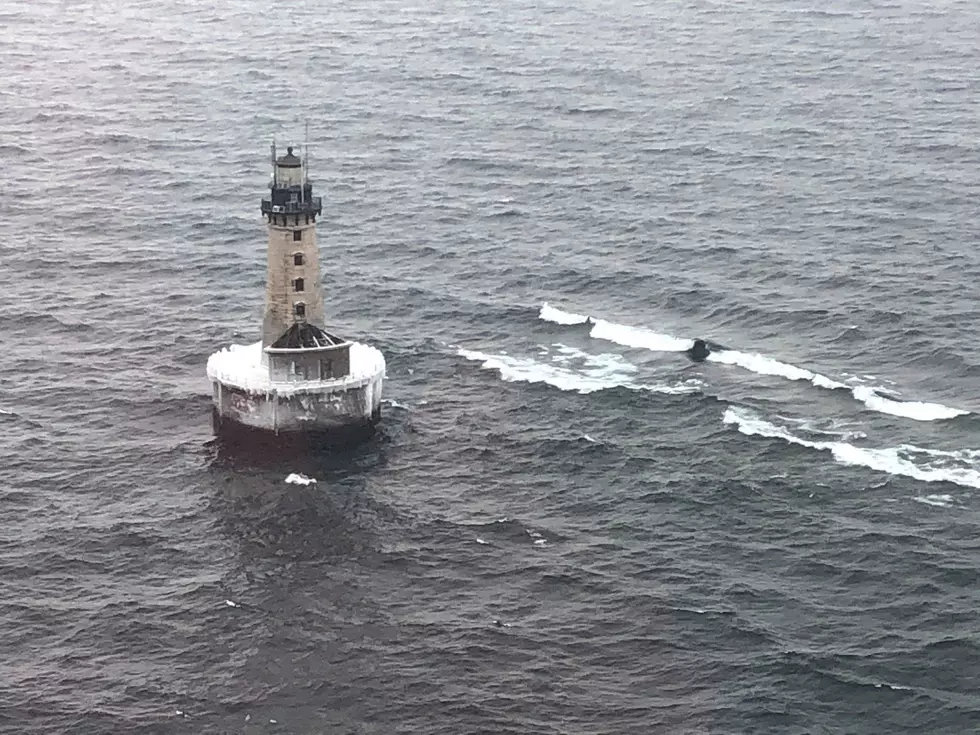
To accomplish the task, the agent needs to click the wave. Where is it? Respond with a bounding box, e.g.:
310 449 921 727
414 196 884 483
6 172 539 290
458 344 700 395
539 303 588 325
710 351 965 421
539 303 690 352
705 349 844 389
849 386 966 421
285 473 317 485
723 406 980 490
590 319 692 353
539 303 968 422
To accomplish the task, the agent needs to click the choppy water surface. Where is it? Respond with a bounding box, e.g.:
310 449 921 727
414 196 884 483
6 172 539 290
2 0 980 732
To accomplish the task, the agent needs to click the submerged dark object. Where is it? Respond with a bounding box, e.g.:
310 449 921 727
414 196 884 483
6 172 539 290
688 339 711 362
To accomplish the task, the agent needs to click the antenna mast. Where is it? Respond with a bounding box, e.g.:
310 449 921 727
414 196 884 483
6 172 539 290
303 120 310 184
270 139 277 186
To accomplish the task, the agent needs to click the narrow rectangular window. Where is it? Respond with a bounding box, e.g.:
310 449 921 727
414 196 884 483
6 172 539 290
293 230 302 242
293 278 304 292
294 303 306 318
293 253 304 266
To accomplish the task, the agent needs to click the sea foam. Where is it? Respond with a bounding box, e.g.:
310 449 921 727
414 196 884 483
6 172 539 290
723 406 980 490
458 344 700 395
540 303 968 422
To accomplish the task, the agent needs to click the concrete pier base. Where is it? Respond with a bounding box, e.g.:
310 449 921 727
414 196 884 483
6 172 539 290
206 340 385 440
210 408 379 455
211 373 383 434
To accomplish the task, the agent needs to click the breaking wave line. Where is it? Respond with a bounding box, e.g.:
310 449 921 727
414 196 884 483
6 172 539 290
459 344 700 395
724 406 980 490
539 303 968 422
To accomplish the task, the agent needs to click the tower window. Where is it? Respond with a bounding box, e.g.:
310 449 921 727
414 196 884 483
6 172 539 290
293 230 302 242
293 277 305 292
293 253 304 266
294 302 306 318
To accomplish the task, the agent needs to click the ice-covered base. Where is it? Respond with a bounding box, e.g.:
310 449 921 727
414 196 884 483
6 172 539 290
207 340 385 396
206 340 386 434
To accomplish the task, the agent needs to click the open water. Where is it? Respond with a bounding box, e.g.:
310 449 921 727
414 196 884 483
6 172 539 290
2 0 980 732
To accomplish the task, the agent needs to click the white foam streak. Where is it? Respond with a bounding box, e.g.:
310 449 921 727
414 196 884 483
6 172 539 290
724 407 980 490
850 386 968 421
538 303 690 351
708 351 966 420
639 381 702 395
539 303 588 325
459 346 699 395
539 303 969 421
708 350 845 389
459 348 631 394
716 351 966 420
590 319 692 352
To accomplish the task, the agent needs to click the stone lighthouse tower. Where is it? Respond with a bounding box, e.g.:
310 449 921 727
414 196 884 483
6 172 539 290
206 141 386 438
260 144 326 348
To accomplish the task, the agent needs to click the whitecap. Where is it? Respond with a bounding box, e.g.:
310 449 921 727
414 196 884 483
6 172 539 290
539 302 588 325
458 345 694 395
285 473 316 485
708 349 846 389
723 407 980 490
539 303 691 351
851 386 967 421
589 318 692 352
639 379 703 395
539 304 969 421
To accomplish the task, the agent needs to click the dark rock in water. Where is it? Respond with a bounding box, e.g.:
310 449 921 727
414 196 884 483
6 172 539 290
688 339 711 362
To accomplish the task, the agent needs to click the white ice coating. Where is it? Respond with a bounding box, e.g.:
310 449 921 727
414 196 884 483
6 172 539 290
207 340 386 396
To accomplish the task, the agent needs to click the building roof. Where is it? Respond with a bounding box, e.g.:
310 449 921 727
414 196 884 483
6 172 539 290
270 322 345 349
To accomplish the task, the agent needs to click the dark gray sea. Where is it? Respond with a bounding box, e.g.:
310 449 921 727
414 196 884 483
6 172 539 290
3 0 980 732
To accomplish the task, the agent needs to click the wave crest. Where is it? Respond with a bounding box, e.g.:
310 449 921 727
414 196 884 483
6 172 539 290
459 344 700 396
540 303 968 422
724 407 980 490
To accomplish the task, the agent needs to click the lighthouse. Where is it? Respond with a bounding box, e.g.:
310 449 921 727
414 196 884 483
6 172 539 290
206 142 386 438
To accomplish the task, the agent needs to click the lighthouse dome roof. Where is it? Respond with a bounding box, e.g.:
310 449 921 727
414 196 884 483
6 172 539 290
276 146 302 168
